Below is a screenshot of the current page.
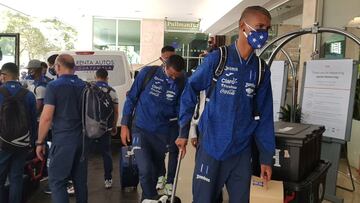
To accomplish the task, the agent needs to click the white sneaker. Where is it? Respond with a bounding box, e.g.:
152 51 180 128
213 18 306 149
67 184 75 195
156 176 166 190
105 179 113 189
164 183 173 196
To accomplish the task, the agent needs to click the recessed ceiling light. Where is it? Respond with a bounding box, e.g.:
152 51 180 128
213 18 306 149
135 10 142 13
187 13 193 15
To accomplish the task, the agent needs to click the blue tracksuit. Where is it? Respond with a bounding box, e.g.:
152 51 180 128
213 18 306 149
44 75 87 203
121 66 183 199
179 42 275 202
0 81 37 203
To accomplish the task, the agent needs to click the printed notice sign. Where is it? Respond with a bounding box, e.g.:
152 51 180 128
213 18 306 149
301 59 356 140
270 61 287 121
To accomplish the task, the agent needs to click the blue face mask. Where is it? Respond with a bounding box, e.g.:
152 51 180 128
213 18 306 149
243 22 268 49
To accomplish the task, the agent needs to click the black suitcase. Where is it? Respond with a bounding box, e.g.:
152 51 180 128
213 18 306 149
284 160 331 203
120 146 139 189
272 122 325 182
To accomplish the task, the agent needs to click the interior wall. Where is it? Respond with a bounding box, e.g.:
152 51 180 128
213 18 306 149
140 19 164 65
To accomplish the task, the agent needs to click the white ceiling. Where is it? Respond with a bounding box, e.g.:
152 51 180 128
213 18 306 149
0 0 242 31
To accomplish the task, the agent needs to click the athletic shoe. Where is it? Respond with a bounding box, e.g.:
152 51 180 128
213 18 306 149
156 176 166 190
164 183 173 196
43 186 52 195
67 181 75 195
105 179 113 189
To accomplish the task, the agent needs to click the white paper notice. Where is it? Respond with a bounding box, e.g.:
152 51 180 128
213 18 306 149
302 59 354 140
270 61 287 122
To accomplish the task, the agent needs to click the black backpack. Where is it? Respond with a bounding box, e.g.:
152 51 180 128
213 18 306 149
82 83 114 139
0 87 31 151
196 46 267 121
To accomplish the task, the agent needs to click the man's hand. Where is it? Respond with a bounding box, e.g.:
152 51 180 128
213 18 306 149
260 164 272 183
190 138 198 148
36 145 46 161
121 125 131 146
175 138 188 159
111 126 118 136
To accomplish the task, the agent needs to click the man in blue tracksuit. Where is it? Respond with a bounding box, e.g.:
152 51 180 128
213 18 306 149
121 55 185 200
36 54 87 203
0 63 37 203
176 6 275 203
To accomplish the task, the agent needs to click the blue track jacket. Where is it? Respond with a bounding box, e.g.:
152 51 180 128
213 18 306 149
179 42 275 165
121 66 183 134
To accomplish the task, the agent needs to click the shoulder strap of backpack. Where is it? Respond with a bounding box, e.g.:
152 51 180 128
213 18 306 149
205 46 228 101
134 66 158 101
140 66 158 93
253 57 268 121
0 87 11 98
106 86 115 94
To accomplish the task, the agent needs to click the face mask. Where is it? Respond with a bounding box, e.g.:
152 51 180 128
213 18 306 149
164 68 176 89
243 22 268 49
49 66 57 76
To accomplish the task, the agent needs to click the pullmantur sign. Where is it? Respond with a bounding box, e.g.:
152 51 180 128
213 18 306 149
165 20 200 32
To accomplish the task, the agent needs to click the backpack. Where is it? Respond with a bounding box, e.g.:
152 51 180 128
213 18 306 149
82 82 114 139
0 87 31 151
190 46 267 135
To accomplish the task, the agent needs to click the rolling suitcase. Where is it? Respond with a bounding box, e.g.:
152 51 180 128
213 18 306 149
142 150 182 203
120 146 139 190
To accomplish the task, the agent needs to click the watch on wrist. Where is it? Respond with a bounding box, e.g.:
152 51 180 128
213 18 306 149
35 141 45 146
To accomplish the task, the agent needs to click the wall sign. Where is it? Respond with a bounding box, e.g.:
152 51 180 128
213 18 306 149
165 20 200 32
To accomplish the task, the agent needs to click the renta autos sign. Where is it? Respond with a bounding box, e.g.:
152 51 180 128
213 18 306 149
74 59 114 71
165 20 200 32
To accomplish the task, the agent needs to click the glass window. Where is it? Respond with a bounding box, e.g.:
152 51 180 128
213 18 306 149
118 20 140 64
164 32 208 72
93 18 140 64
93 18 117 50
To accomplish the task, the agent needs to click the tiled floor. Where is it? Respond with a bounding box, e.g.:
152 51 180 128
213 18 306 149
28 141 360 203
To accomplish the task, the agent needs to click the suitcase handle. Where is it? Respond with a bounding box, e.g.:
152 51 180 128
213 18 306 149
170 149 182 203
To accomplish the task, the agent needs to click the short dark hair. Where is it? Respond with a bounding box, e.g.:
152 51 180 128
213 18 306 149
96 68 108 79
1 62 19 77
161 46 175 54
166 55 185 72
240 6 271 22
41 62 48 69
47 54 59 65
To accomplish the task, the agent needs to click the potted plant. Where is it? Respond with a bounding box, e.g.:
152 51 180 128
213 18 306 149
278 104 302 123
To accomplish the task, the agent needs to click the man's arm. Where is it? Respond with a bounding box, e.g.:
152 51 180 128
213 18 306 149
178 53 218 139
112 103 119 135
121 67 151 127
120 67 151 145
254 66 276 181
36 83 55 161
36 104 54 161
176 52 219 157
37 105 55 143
